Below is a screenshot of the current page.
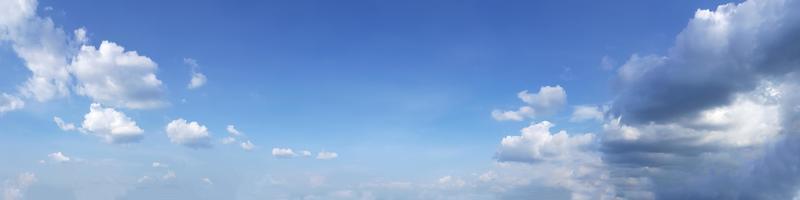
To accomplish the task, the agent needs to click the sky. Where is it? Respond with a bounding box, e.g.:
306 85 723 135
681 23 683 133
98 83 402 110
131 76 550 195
6 0 800 199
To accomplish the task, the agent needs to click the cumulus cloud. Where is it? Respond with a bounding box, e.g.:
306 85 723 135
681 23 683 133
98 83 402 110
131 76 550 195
53 116 76 131
47 152 70 163
491 106 534 121
241 140 255 151
165 118 212 148
0 93 24 114
0 0 165 112
272 148 296 158
488 0 800 199
80 103 144 143
518 85 566 113
2 172 36 200
184 58 206 89
570 105 605 122
70 41 164 109
316 151 338 160
226 125 241 136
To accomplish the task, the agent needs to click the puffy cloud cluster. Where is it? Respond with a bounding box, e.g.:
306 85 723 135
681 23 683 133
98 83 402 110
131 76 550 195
165 118 212 148
492 85 566 121
0 0 165 114
80 103 144 143
70 41 164 109
491 0 800 199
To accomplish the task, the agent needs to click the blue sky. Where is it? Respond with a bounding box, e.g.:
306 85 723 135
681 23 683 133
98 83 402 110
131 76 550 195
10 0 800 199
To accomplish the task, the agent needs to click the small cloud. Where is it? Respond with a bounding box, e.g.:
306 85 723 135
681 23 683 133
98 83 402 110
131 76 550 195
301 150 312 157
152 162 168 168
162 171 176 180
47 152 70 163
491 106 535 121
0 93 24 114
202 178 213 185
241 140 255 151
221 137 236 144
570 105 605 122
165 118 212 148
226 125 241 136
53 117 76 131
184 58 206 89
80 103 144 144
137 176 152 183
272 148 296 158
316 151 338 160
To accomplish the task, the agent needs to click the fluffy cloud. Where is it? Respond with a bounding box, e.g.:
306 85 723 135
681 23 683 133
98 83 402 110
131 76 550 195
47 152 70 163
241 140 255 151
570 105 604 122
491 106 534 121
0 0 166 113
165 118 212 148
2 172 36 200
272 148 296 158
496 121 595 163
70 41 164 109
0 93 24 114
53 116 76 131
0 0 71 102
226 125 241 136
489 0 800 198
492 85 567 121
184 58 207 89
80 103 144 143
316 151 338 160
517 85 566 113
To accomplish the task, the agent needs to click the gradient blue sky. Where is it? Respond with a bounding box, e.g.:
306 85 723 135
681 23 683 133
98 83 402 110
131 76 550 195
13 0 800 199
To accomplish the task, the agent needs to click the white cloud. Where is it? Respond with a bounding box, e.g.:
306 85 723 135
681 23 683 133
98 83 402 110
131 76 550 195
53 116 75 131
70 41 164 109
517 85 566 113
0 0 72 103
184 58 206 89
491 106 534 121
241 140 255 151
152 162 167 168
301 150 312 157
47 152 70 163
2 172 36 200
202 178 213 185
0 93 24 114
165 118 212 148
316 151 338 160
570 105 604 122
161 171 176 180
226 125 241 136
496 121 595 163
221 136 236 144
80 103 144 144
272 148 296 158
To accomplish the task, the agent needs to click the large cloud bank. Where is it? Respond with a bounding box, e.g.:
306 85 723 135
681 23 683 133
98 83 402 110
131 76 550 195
494 0 800 199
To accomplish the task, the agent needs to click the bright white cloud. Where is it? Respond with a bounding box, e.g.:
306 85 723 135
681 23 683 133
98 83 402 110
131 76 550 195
316 151 338 160
241 140 255 151
47 152 70 163
497 121 595 163
272 148 296 158
2 172 36 200
491 106 534 121
184 58 206 89
165 118 212 148
570 105 604 122
226 125 241 136
517 85 566 113
0 93 24 114
53 116 76 131
70 41 164 109
80 103 144 143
